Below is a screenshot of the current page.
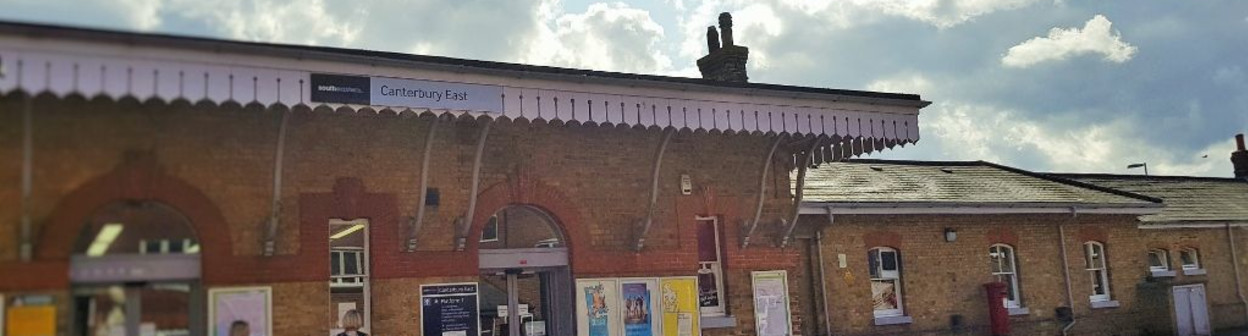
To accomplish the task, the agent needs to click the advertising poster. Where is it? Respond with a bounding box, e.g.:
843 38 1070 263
618 279 661 336
5 305 54 336
576 279 621 336
659 277 699 336
420 283 480 336
207 287 272 336
751 271 792 336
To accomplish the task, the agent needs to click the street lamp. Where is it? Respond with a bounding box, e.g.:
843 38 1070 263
1127 162 1148 175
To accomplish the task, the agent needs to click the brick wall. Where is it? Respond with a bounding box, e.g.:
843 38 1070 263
0 94 801 335
809 213 1248 336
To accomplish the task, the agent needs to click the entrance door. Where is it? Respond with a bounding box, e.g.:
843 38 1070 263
69 201 204 336
1173 284 1211 336
477 205 574 336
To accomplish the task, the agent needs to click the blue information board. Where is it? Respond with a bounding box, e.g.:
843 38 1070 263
421 283 481 336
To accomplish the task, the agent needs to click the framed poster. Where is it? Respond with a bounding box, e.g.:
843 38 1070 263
208 286 273 336
659 277 699 336
618 279 661 336
420 282 481 336
5 304 55 336
576 278 621 336
751 271 792 336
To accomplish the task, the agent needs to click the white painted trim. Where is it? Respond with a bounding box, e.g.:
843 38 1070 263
1151 270 1178 278
1007 307 1030 316
1184 269 1208 276
1089 300 1120 309
1139 223 1248 229
800 204 1162 215
873 315 913 326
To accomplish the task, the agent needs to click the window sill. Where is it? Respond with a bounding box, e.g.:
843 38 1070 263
873 315 913 326
1090 300 1120 309
700 315 737 329
1183 269 1207 276
1150 270 1177 277
1008 307 1030 316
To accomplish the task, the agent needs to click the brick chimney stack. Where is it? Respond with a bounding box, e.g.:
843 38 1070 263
697 12 749 83
1233 133 1248 179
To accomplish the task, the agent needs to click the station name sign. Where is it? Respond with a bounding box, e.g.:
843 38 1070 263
310 73 503 113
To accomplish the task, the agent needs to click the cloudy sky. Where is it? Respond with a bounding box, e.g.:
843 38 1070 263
3 0 1247 177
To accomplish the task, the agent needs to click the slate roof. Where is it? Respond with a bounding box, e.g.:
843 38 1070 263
800 159 1160 207
1054 174 1248 224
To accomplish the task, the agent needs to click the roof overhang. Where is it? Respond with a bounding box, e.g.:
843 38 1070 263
0 22 925 162
800 202 1164 215
1137 221 1248 229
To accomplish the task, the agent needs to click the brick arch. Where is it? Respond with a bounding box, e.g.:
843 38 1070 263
863 230 902 250
986 227 1020 246
35 154 232 267
465 174 588 263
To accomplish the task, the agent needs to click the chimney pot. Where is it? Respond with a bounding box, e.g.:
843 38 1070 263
718 12 735 47
1232 133 1248 179
706 26 721 52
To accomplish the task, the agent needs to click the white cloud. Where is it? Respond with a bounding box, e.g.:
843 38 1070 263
914 99 1234 176
522 2 673 73
164 0 363 46
866 73 933 95
857 0 1041 29
1002 15 1137 68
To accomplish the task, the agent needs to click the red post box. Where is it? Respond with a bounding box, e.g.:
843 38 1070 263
984 282 1011 336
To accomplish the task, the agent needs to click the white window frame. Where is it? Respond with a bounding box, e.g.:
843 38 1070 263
479 215 499 242
330 247 366 287
1179 248 1201 271
1084 242 1111 302
696 216 726 317
869 247 904 318
989 244 1022 309
1148 249 1170 272
329 218 370 335
138 238 195 254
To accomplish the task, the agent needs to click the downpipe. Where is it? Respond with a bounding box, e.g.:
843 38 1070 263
1059 220 1077 336
1229 223 1248 323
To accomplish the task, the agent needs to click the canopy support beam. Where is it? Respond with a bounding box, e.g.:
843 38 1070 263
741 135 785 249
634 128 676 252
455 120 493 251
406 119 440 252
262 108 291 257
19 90 33 261
779 136 823 248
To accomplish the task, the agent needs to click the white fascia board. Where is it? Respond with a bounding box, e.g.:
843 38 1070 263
1138 222 1248 230
800 203 1163 216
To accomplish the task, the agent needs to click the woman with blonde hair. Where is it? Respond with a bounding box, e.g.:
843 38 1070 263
336 309 368 336
228 320 249 336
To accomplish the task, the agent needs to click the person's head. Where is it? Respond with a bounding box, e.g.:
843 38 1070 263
342 309 364 331
229 320 250 336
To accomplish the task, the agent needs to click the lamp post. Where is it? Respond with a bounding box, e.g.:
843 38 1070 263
1127 162 1148 175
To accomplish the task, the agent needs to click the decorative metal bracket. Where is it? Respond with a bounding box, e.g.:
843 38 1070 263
405 119 439 252
741 135 785 249
779 136 823 248
633 128 676 252
455 121 492 251
262 108 291 257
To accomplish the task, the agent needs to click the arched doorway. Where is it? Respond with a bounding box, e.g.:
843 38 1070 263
69 200 204 336
477 205 574 336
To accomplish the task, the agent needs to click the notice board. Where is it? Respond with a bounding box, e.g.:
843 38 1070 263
751 271 792 336
421 282 481 336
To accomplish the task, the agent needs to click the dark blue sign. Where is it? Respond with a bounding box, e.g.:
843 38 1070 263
310 73 370 105
422 283 480 336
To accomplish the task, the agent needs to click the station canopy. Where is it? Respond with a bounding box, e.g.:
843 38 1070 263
0 22 927 164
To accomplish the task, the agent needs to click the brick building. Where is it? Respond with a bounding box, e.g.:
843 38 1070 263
794 151 1248 336
0 15 928 336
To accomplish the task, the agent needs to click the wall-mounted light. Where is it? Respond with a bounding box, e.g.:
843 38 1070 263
944 228 957 242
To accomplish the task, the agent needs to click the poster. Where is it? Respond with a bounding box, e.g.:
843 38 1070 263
421 283 480 336
576 279 621 336
208 287 272 336
619 279 660 336
659 277 699 336
5 305 55 336
751 271 792 336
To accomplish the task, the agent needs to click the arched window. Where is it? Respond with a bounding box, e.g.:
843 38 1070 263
1084 242 1111 302
868 247 903 318
1147 249 1170 273
1179 248 1201 271
989 244 1021 308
